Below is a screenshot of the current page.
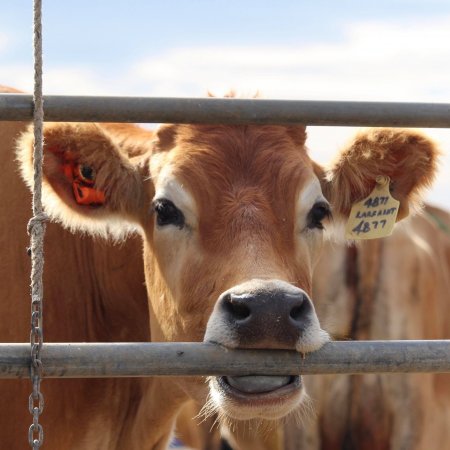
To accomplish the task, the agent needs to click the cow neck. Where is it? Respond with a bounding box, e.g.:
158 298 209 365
346 239 384 340
340 239 392 450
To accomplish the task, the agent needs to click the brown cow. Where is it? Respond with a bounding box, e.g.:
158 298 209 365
0 87 156 448
13 101 439 449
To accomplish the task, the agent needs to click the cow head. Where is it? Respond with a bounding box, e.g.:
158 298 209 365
17 122 439 423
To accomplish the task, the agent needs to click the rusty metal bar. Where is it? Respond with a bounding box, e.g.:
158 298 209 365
1 94 450 127
0 341 449 379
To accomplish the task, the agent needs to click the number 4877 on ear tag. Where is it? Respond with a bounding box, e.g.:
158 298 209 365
345 176 400 240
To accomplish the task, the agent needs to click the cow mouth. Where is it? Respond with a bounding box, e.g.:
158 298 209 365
216 375 301 403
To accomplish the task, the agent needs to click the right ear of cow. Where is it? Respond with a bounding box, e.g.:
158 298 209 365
17 122 148 237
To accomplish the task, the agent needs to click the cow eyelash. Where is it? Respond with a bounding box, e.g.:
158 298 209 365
153 198 185 229
307 202 332 230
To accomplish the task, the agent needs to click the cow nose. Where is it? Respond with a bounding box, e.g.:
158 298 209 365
217 289 313 349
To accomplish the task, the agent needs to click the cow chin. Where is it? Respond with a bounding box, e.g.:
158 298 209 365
207 374 305 421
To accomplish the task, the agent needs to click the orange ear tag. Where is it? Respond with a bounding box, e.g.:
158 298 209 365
58 152 106 206
72 181 106 206
345 176 400 240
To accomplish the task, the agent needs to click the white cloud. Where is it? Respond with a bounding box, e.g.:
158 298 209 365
1 64 123 96
1 63 36 93
132 16 450 102
41 67 116 95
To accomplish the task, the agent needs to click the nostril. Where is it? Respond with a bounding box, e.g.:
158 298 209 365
290 304 304 321
232 302 251 320
289 295 310 322
222 295 251 321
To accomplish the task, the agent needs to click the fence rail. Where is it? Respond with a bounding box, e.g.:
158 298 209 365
2 94 450 126
0 341 449 378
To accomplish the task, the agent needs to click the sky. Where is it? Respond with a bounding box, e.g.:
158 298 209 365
1 0 449 209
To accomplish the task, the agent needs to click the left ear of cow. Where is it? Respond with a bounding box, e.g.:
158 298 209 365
17 122 148 236
325 128 440 220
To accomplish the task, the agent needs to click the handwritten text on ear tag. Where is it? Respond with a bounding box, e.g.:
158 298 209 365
345 176 400 240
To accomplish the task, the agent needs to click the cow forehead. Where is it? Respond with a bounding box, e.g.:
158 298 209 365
161 125 312 191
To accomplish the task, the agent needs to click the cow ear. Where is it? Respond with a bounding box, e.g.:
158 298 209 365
17 122 150 238
325 128 440 221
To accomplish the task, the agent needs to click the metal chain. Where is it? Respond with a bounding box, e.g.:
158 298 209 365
28 296 44 448
28 0 46 448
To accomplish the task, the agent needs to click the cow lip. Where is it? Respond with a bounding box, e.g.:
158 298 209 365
217 375 301 401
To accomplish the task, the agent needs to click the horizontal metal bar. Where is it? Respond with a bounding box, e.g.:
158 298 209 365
1 94 450 127
0 341 449 379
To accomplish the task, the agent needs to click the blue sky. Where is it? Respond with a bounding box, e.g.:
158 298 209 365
1 1 449 208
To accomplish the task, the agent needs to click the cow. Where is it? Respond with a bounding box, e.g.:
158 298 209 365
0 86 156 449
13 92 441 450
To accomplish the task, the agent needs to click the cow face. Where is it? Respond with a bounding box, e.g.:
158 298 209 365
146 125 330 419
17 122 439 423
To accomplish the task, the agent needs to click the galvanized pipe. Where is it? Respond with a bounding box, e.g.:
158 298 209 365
0 341 449 379
1 94 450 127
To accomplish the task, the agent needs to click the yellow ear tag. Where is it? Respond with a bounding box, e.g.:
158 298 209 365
345 176 400 240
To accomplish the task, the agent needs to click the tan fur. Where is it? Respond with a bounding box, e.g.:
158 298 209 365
327 128 440 220
13 84 443 449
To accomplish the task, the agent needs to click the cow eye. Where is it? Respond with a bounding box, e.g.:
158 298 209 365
307 202 331 230
153 199 185 228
